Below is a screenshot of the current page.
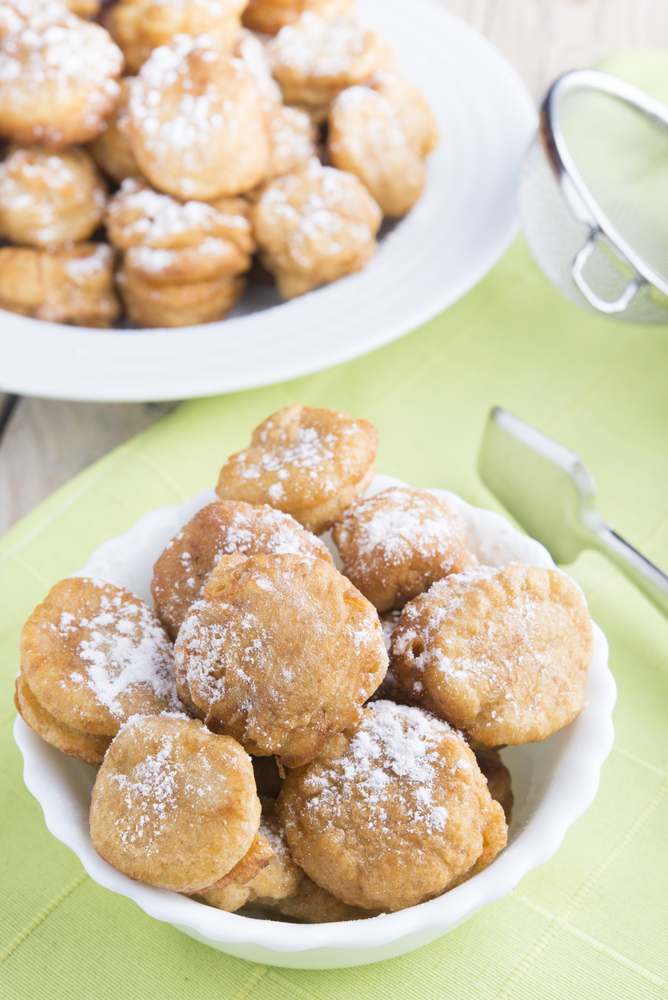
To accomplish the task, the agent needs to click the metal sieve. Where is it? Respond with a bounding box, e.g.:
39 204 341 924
518 69 668 322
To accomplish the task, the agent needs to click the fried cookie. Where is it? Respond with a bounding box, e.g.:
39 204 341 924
107 0 246 73
0 145 107 248
278 700 507 911
242 0 354 37
332 487 475 612
174 552 388 766
264 103 318 179
14 670 112 766
20 577 181 738
123 34 270 200
367 70 439 158
474 746 513 824
0 243 120 325
267 13 393 119
262 875 376 922
215 404 378 533
328 85 425 217
152 499 335 640
106 178 254 258
116 266 245 326
87 78 142 184
201 813 302 911
0 10 123 148
252 157 382 299
107 177 254 325
90 715 261 892
391 563 594 746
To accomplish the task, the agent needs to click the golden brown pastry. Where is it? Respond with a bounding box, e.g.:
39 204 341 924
20 577 181 738
243 0 353 36
367 70 439 157
0 7 123 148
201 813 302 911
391 563 594 746
267 12 393 121
215 404 379 533
333 487 476 612
122 34 270 200
87 78 141 184
174 551 388 766
328 85 425 217
116 266 244 327
107 0 246 73
0 145 107 248
474 746 513 824
0 243 120 325
151 499 335 640
107 177 254 326
264 103 318 179
278 700 507 911
14 670 112 766
251 158 382 299
90 715 261 893
261 875 376 922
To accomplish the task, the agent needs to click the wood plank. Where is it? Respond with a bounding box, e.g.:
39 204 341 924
436 0 668 98
0 398 179 538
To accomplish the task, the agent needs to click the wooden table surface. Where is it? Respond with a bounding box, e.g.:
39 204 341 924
1 0 667 539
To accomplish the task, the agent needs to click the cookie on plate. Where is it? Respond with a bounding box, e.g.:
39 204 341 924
332 486 475 612
90 715 262 893
0 145 107 248
0 244 120 326
251 158 382 300
278 700 507 911
215 404 379 533
174 552 388 766
391 563 593 745
152 499 334 640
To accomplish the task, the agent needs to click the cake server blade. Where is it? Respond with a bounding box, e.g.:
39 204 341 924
478 406 668 618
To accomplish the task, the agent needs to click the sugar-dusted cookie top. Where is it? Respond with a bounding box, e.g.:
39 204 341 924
174 551 388 765
216 404 379 533
391 563 593 745
20 576 181 736
333 486 476 612
90 715 261 893
278 700 507 911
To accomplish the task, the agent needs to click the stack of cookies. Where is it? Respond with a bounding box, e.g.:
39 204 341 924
16 404 594 921
0 0 439 326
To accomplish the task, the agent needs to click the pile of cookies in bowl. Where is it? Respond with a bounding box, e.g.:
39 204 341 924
0 0 438 326
15 405 595 923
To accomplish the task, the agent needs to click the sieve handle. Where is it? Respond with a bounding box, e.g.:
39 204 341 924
572 235 642 315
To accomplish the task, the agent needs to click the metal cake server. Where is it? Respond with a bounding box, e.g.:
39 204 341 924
478 406 668 618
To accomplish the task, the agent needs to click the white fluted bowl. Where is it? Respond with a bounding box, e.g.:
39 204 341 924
14 475 615 969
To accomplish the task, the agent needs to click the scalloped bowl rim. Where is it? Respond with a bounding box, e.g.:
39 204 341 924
14 475 616 962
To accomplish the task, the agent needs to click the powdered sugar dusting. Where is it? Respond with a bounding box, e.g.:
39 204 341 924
60 578 180 718
258 158 377 269
336 487 465 573
268 12 369 79
108 178 249 248
300 701 460 833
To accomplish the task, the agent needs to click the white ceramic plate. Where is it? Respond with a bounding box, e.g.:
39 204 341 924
0 0 537 402
14 475 616 969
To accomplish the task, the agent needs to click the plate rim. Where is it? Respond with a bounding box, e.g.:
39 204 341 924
0 0 537 402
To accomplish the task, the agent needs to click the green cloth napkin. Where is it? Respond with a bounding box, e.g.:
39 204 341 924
3 50 668 1000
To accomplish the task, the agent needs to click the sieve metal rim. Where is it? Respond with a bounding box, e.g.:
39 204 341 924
541 69 668 310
